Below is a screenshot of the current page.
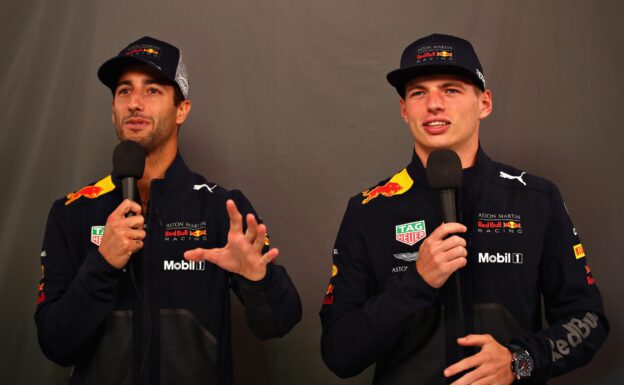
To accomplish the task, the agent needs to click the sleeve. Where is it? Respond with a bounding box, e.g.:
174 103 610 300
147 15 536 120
319 200 439 378
228 190 302 340
34 201 122 366
510 186 609 383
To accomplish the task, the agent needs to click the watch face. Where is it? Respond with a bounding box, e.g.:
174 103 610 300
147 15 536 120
514 350 534 378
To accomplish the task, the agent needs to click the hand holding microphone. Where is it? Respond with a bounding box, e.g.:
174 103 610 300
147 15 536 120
416 149 465 287
98 141 146 269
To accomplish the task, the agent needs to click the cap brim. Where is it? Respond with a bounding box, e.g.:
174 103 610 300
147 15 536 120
386 64 484 93
97 56 172 92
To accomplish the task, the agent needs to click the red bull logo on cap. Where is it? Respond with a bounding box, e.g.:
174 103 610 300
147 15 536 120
362 168 413 204
65 175 116 206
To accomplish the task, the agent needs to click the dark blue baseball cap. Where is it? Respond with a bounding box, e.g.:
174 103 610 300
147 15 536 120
386 33 486 96
98 36 189 99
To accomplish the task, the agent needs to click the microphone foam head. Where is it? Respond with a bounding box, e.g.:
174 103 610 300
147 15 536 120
426 149 462 190
112 140 146 179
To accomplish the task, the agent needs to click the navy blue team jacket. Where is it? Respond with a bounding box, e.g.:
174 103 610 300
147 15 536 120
36 154 301 385
320 148 607 384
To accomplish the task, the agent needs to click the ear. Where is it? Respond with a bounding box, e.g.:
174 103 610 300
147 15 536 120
176 100 192 125
399 97 408 123
479 89 493 120
111 101 115 124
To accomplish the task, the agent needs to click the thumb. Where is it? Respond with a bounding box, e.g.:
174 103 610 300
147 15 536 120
184 248 215 262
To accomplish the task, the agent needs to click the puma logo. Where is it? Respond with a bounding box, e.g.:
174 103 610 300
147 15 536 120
499 171 526 186
193 184 217 193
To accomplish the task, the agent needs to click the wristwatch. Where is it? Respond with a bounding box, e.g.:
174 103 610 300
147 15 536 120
508 344 534 380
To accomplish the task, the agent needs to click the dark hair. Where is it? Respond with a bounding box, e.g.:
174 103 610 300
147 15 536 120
173 85 185 107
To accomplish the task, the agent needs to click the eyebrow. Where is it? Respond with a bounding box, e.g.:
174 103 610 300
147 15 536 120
408 81 467 91
115 78 164 88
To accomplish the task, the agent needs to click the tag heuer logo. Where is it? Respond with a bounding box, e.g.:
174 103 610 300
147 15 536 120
395 220 426 246
91 226 105 246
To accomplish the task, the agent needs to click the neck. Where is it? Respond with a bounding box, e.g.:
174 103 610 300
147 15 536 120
137 140 177 210
416 142 478 169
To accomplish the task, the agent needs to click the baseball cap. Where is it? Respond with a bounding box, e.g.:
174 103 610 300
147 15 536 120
97 36 189 99
386 33 486 96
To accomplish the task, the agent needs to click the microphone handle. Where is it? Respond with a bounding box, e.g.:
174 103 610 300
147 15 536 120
122 177 137 217
439 189 466 340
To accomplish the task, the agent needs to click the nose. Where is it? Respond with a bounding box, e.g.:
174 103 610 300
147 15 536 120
127 92 144 111
426 91 445 112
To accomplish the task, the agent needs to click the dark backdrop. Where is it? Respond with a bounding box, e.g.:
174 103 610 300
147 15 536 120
1 0 622 384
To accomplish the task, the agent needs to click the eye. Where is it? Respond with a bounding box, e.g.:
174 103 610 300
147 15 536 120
147 87 162 95
407 89 425 98
116 87 131 96
445 88 461 94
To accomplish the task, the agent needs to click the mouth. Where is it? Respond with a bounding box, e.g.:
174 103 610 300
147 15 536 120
124 117 152 130
422 119 451 134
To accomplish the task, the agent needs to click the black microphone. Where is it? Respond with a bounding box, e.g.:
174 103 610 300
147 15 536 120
425 149 462 222
112 140 146 212
425 149 466 341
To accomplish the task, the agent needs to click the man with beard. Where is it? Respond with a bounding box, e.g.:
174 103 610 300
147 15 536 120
35 36 301 385
320 34 608 384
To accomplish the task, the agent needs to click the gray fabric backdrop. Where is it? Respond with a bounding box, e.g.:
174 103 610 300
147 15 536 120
1 0 622 383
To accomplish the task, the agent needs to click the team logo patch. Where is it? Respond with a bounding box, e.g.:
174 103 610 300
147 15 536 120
395 220 426 246
323 284 334 305
164 221 208 242
91 226 105 246
414 44 455 63
37 265 46 304
65 175 116 206
394 252 419 262
125 45 160 58
499 171 527 186
585 264 596 285
477 213 523 234
361 168 413 204
574 243 585 259
478 252 524 264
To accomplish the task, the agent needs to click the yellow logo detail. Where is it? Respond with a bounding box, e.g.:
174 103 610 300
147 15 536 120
65 175 116 206
361 168 414 204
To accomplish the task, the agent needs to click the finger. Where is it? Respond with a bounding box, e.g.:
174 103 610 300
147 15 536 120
245 213 258 242
457 334 491 347
184 248 217 262
226 200 243 234
262 247 279 264
129 240 144 253
449 367 485 385
117 199 142 216
123 214 145 229
444 354 482 378
121 228 146 241
253 224 268 251
431 222 467 241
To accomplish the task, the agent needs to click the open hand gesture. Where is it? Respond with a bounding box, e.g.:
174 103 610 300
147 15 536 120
184 200 278 281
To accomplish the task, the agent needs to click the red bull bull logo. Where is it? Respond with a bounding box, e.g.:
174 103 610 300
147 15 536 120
189 229 207 237
503 221 521 229
126 46 160 57
323 284 334 305
361 168 413 204
65 175 116 206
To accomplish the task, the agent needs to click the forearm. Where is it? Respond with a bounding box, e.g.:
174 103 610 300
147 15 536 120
35 250 121 365
511 311 609 382
234 263 302 339
320 266 438 378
